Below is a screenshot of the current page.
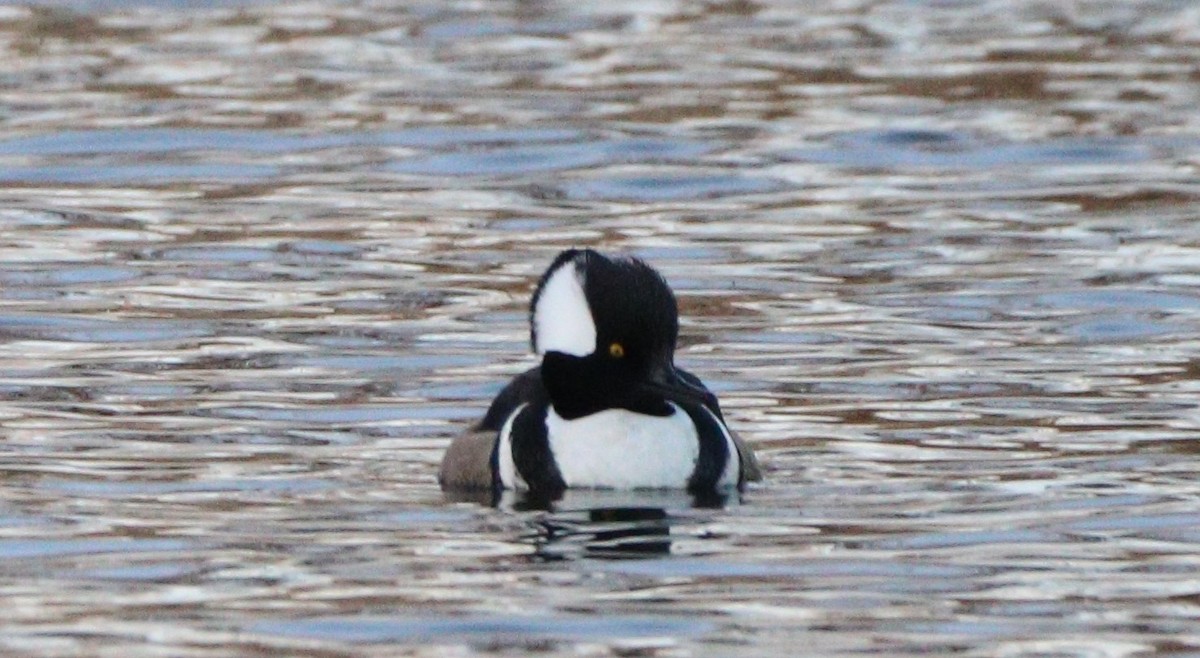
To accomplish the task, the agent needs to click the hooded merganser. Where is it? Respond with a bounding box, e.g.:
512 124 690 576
439 248 761 496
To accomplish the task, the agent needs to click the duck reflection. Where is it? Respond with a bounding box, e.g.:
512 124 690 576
445 488 735 560
528 505 671 560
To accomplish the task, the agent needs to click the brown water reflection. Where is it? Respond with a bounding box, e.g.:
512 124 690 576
2 1 1200 656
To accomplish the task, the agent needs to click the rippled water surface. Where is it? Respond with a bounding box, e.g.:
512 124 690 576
2 1 1200 656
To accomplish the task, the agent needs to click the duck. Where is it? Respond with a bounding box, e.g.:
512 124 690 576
439 248 760 497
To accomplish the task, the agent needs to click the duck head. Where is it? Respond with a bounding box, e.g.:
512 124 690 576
530 249 716 419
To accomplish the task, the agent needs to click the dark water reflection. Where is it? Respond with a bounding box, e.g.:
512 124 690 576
2 0 1200 656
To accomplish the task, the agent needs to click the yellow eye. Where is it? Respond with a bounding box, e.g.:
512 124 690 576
608 342 625 358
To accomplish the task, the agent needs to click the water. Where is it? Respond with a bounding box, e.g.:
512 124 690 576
1 1 1199 655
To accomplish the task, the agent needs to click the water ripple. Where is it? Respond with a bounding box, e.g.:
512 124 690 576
252 614 714 643
0 1 1198 656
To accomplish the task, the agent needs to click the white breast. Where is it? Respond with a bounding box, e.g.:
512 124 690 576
545 403 701 489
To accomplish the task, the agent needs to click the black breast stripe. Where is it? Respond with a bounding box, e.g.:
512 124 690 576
677 367 725 422
680 403 731 492
509 401 567 497
480 367 545 431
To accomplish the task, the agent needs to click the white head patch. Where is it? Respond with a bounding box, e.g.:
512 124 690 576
533 259 596 357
